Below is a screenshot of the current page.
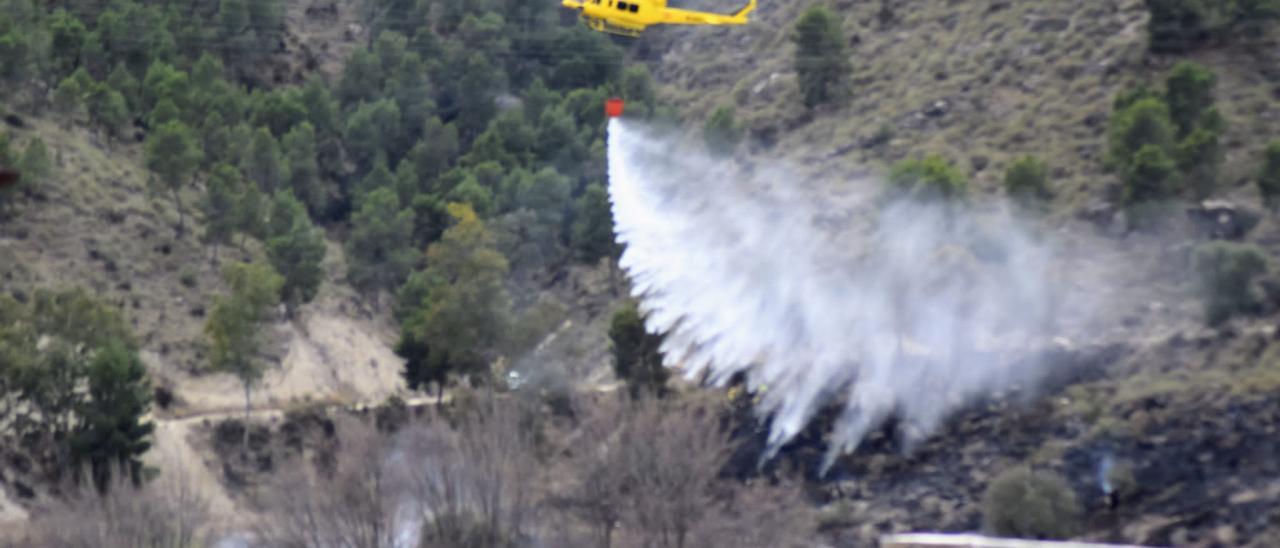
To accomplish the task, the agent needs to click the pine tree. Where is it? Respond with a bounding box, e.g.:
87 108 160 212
237 179 267 243
354 155 396 209
205 261 283 448
48 9 87 78
141 60 190 114
447 175 495 218
281 122 325 216
572 183 617 263
265 191 326 316
251 89 308 137
609 301 668 397
70 341 154 493
346 188 419 293
792 6 852 109
337 47 382 106
203 163 242 259
53 76 83 117
202 111 231 167
91 89 129 139
145 120 203 236
410 117 460 180
106 63 140 114
242 126 288 193
343 99 401 173
147 98 181 128
299 75 339 137
404 203 511 390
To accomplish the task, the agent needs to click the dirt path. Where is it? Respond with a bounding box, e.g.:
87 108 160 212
142 392 447 530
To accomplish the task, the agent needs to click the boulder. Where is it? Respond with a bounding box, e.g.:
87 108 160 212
1185 200 1261 241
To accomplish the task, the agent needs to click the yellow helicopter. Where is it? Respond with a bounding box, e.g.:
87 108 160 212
561 0 757 38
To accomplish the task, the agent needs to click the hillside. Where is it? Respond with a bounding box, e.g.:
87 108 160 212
648 0 1279 214
633 1 1280 546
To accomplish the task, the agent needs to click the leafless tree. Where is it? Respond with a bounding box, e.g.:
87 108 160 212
616 396 734 548
553 395 629 548
399 393 542 548
26 460 212 548
250 414 406 548
556 393 816 548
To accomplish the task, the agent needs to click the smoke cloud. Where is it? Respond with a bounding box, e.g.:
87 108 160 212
607 119 1099 473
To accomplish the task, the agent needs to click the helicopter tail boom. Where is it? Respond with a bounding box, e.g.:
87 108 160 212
660 0 756 25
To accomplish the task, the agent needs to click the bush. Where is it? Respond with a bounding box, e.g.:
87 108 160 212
703 105 744 157
1258 140 1280 210
1004 155 1051 205
1193 241 1270 326
1107 97 1175 171
18 137 51 191
888 154 968 202
1144 0 1280 52
982 466 1083 540
1165 61 1217 138
1176 127 1222 199
791 6 851 109
1144 0 1213 54
29 467 210 548
1124 144 1177 205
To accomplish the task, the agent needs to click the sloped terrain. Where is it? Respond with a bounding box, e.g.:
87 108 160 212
0 115 409 413
631 1 1280 545
647 0 1280 217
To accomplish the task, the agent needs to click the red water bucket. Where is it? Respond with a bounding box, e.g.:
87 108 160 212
605 98 625 118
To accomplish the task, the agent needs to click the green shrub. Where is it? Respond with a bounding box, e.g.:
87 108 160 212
791 6 851 109
1176 127 1222 199
1144 0 1280 52
1004 155 1051 204
1165 61 1217 138
703 105 744 157
1193 241 1270 326
1144 0 1213 53
1258 140 1280 210
1124 144 1177 205
888 155 968 202
982 467 1083 541
18 137 51 189
1107 97 1175 171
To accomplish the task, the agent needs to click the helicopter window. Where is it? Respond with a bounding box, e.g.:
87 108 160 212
617 1 628 10
629 4 638 12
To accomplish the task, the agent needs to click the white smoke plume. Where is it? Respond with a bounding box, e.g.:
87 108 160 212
607 119 1097 473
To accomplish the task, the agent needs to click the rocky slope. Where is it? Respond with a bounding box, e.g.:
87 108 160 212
631 1 1280 545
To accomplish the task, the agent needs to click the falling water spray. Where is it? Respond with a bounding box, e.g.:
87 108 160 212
607 118 1093 474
